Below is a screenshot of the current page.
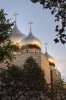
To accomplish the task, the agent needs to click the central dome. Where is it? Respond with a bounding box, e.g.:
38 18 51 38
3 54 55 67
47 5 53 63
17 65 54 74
20 32 42 50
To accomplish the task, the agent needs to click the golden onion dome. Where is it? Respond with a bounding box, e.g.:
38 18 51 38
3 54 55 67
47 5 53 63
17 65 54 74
45 51 55 66
20 32 42 50
10 23 26 45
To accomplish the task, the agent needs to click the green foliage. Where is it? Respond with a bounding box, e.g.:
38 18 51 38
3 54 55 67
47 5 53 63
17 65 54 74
0 65 24 100
0 9 14 62
31 0 66 44
0 57 50 100
52 79 66 100
0 9 13 42
23 56 50 99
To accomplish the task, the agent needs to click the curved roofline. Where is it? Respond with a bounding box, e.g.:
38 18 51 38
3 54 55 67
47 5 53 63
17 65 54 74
10 23 26 45
21 44 41 50
45 51 55 65
20 31 42 50
12 23 26 36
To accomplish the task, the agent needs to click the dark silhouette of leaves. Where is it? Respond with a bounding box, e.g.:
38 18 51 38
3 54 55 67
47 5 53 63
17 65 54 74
23 56 50 99
0 9 13 62
53 79 66 100
0 58 50 100
54 38 59 43
31 0 66 44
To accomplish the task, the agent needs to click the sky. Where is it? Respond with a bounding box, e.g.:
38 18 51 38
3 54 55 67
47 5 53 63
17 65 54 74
0 0 66 81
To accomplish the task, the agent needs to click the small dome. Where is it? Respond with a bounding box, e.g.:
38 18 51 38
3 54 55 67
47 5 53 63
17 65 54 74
10 23 26 45
20 32 42 50
45 51 55 66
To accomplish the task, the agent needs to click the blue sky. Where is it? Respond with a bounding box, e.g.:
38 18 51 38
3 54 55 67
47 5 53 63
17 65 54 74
0 0 66 81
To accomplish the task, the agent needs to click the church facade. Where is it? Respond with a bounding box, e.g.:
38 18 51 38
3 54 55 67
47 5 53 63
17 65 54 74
10 22 61 85
0 21 61 86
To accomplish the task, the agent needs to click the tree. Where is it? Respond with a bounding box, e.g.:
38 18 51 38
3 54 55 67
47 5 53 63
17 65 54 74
52 79 66 100
0 9 13 62
22 56 50 100
64 87 66 99
0 64 25 100
31 0 66 44
0 57 50 100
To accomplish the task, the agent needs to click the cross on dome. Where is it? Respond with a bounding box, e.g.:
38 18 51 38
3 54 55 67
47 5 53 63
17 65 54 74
29 22 33 33
13 13 19 23
44 43 48 52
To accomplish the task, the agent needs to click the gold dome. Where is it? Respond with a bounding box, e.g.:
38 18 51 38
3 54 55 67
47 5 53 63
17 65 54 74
20 32 42 50
45 51 55 66
10 23 26 45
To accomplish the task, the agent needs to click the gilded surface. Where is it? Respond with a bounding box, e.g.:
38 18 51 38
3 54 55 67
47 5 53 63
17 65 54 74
10 24 26 45
20 32 42 49
45 51 55 65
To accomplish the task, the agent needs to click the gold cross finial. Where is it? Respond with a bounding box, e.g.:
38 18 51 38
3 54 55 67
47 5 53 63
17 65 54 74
29 22 33 33
13 13 19 23
44 43 48 52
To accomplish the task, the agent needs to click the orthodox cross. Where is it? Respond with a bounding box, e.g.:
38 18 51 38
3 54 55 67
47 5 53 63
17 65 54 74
13 13 19 23
44 43 48 52
29 22 33 33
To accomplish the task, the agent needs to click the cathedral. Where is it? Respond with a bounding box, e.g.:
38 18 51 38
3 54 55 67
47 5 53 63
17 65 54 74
0 18 61 86
9 21 61 85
